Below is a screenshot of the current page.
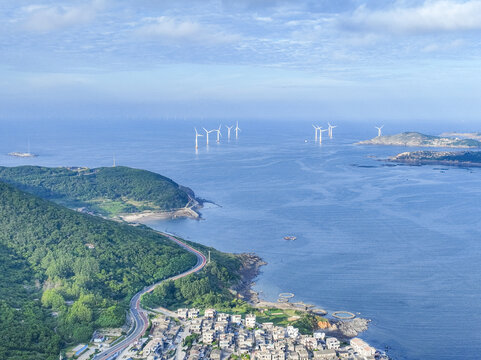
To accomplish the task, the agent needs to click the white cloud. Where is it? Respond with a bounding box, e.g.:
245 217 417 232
341 1 481 34
21 0 104 32
136 16 240 44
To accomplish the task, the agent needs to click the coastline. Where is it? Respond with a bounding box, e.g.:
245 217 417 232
387 158 481 167
233 253 371 340
119 206 201 222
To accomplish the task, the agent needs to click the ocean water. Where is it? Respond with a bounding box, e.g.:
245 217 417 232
1 119 480 359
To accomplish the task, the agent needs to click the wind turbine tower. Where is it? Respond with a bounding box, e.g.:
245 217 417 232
375 125 384 137
235 121 241 139
194 128 203 148
328 123 337 139
312 125 319 142
203 127 215 145
319 127 328 144
215 125 222 143
226 125 234 140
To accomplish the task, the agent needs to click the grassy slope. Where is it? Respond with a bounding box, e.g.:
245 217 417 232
0 165 191 216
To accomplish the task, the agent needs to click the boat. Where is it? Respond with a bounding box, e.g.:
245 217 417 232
8 152 37 158
283 236 297 241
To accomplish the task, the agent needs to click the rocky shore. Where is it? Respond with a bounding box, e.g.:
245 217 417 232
233 253 371 339
232 253 267 304
388 150 481 167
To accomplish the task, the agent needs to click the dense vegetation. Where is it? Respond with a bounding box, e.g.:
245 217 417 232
0 181 198 358
142 244 242 310
0 243 60 360
0 165 192 216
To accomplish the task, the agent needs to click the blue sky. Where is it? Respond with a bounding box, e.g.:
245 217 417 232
1 0 481 121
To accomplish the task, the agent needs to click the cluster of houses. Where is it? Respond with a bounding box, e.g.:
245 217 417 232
172 308 382 360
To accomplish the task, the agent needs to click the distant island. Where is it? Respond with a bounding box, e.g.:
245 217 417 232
357 131 481 148
0 165 202 220
439 132 481 141
388 150 481 167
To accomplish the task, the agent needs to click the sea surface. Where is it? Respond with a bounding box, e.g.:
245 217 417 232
1 119 480 360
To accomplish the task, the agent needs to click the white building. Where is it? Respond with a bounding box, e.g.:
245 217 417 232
350 338 376 357
313 349 337 359
246 314 257 328
188 308 200 319
204 308 216 318
202 330 215 344
325 337 340 350
177 308 189 319
231 314 242 324
286 326 299 339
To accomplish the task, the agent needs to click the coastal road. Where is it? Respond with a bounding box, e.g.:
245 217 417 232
93 233 207 360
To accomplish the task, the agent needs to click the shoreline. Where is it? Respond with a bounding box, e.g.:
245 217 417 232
233 253 371 340
119 206 201 222
387 158 481 167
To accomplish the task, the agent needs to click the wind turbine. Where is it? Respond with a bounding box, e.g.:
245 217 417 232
203 127 215 145
312 125 319 142
375 125 384 137
328 123 337 139
194 128 203 148
319 127 328 144
225 125 234 141
215 125 222 143
235 121 241 139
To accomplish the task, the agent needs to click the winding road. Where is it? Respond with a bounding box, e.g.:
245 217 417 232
93 233 207 360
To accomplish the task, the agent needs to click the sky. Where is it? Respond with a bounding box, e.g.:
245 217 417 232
1 0 481 122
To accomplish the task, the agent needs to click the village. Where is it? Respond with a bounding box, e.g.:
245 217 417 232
78 307 388 360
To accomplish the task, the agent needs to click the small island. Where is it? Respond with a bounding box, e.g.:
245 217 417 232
357 131 481 148
388 150 481 167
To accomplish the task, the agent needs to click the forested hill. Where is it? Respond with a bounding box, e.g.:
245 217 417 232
0 165 194 217
0 181 197 359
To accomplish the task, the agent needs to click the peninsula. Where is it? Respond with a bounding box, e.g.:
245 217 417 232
357 131 481 148
0 165 202 220
388 150 481 167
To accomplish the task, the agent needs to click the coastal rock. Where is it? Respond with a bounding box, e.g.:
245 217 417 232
232 253 267 304
388 150 481 167
336 318 370 338
318 320 331 329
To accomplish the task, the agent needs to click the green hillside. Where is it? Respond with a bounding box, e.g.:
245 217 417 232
0 165 194 217
0 181 198 358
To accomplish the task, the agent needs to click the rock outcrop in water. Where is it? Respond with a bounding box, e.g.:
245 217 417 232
357 132 481 148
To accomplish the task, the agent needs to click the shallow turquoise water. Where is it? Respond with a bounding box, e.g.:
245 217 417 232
1 119 480 359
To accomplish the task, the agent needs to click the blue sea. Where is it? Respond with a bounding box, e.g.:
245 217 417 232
1 119 480 360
